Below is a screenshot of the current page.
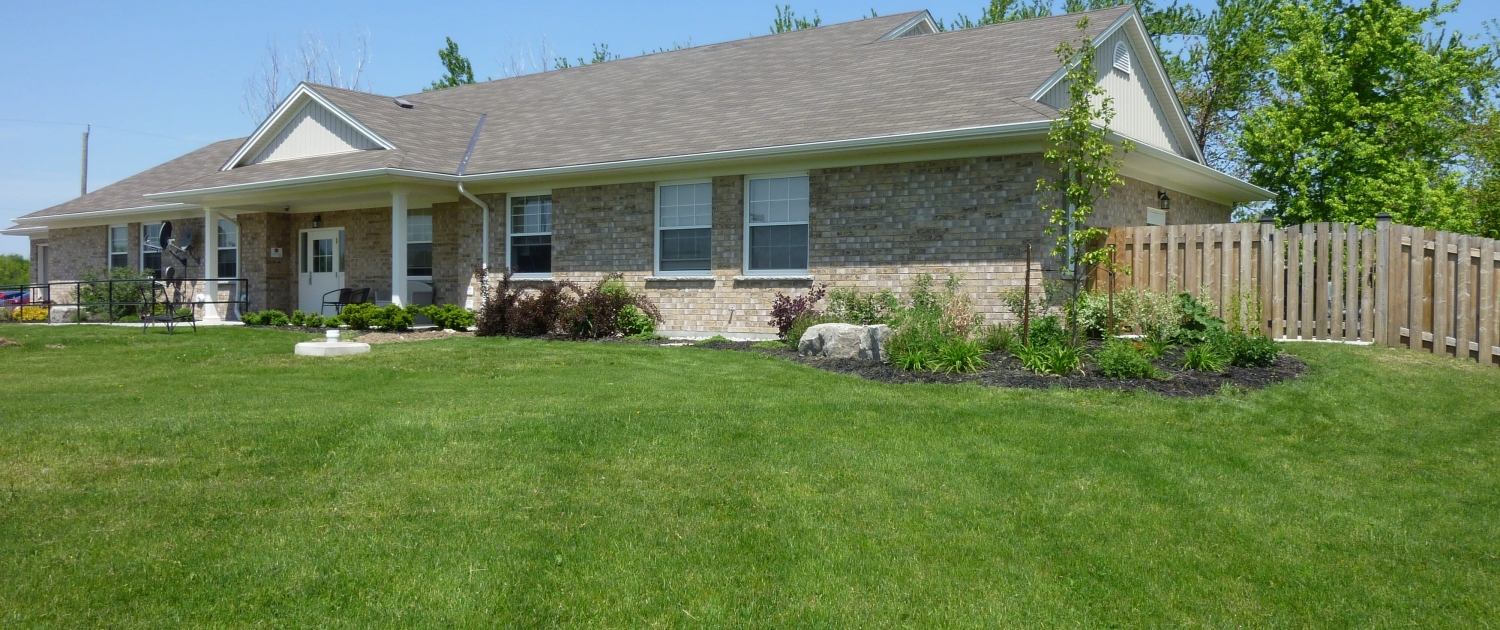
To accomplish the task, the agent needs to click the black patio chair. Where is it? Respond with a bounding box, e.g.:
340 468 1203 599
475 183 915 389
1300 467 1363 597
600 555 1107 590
323 287 372 316
142 267 196 335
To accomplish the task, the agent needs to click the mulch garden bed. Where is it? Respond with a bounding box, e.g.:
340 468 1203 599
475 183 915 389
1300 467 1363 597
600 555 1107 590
687 338 1307 397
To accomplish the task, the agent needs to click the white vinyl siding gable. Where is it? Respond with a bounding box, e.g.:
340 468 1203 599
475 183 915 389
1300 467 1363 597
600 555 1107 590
248 101 383 165
1039 29 1186 157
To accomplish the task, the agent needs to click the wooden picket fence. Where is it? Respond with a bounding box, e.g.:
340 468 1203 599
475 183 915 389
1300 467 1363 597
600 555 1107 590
1095 216 1500 367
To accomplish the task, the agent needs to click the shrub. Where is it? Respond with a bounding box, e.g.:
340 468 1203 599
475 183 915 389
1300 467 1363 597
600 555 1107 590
1229 332 1280 367
14 306 49 322
695 335 733 346
373 304 413 331
1074 290 1118 338
563 274 661 339
977 323 1014 353
302 312 325 328
999 279 1067 326
514 281 582 337
1179 344 1229 373
475 266 520 337
424 304 476 331
885 310 944 371
118 314 141 323
341 303 380 330
931 338 988 373
1113 287 1180 339
323 315 344 327
77 267 151 320
824 287 899 325
289 310 306 327
175 307 194 319
1095 338 1160 379
1022 315 1069 348
239 311 262 325
259 310 290 326
615 305 655 336
769 284 827 340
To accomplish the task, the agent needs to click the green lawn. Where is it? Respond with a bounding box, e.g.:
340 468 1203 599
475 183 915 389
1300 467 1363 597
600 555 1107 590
0 326 1496 628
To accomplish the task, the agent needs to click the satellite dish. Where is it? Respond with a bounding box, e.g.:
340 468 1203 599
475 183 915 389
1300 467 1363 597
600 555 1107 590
158 221 174 249
180 226 195 251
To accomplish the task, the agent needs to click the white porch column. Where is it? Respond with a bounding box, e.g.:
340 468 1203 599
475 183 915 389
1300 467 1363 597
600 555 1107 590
201 207 222 322
390 191 408 306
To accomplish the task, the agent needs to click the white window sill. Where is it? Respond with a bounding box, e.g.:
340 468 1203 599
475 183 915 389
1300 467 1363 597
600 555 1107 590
510 275 553 282
645 275 715 282
733 275 813 281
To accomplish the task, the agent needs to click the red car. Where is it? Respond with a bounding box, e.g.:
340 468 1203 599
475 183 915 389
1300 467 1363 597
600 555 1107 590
0 290 30 305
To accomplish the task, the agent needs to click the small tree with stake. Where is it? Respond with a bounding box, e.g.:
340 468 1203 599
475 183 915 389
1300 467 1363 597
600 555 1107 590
1036 17 1132 342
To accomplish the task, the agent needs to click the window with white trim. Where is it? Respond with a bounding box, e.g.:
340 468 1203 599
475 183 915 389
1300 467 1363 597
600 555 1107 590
746 175 809 273
141 223 163 276
509 194 552 275
1113 41 1131 75
108 225 128 270
407 210 433 277
657 182 712 273
217 219 238 278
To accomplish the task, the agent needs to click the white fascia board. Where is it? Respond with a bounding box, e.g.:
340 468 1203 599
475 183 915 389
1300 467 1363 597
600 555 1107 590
146 168 461 201
220 84 397 171
463 120 1055 183
1 225 48 236
1026 8 1206 165
878 11 939 41
10 202 200 225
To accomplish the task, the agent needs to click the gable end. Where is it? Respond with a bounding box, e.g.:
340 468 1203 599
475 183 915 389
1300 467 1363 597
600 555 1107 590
222 84 395 171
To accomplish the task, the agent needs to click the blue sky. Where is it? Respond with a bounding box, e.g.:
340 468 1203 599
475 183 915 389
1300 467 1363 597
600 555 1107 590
3 0 1497 255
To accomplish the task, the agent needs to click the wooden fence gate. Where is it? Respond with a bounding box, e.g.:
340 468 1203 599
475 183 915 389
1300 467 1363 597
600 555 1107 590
1096 215 1500 367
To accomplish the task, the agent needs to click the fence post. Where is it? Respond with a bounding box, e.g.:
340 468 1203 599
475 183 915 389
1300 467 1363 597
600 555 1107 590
1259 216 1275 336
1375 213 1391 346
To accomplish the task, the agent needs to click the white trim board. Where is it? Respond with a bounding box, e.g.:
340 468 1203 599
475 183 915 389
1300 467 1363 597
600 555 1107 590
221 83 396 171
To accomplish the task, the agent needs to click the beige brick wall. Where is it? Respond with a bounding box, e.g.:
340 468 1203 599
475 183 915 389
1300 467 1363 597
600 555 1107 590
30 153 1232 330
1093 176 1233 227
36 226 105 281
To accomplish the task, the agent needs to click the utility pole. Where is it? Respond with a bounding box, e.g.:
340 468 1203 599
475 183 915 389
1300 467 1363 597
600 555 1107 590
80 124 89 196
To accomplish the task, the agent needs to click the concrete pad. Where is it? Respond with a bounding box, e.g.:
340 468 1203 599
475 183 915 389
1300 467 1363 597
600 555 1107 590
295 341 371 357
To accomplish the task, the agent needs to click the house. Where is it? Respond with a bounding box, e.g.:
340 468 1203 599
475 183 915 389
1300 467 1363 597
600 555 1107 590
2 6 1269 336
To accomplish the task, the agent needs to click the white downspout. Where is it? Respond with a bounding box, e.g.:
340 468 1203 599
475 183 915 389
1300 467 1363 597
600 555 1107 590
458 182 489 270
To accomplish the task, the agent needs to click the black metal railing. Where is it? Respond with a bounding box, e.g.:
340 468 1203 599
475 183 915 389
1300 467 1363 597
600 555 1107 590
0 278 250 325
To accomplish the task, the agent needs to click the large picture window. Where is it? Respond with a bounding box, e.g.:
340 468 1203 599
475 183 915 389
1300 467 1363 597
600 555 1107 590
141 223 163 276
108 225 128 270
509 194 552 275
407 210 433 277
746 175 809 273
217 219 238 278
657 182 712 273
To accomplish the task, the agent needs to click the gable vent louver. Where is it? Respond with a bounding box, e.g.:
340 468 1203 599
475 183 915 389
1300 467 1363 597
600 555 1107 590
1113 41 1132 75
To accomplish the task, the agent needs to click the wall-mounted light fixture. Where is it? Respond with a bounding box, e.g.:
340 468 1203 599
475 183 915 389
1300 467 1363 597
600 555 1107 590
312 214 322 228
1157 191 1171 211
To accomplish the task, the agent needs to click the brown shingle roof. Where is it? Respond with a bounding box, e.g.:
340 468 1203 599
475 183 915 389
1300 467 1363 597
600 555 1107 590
20 138 243 219
23 6 1134 219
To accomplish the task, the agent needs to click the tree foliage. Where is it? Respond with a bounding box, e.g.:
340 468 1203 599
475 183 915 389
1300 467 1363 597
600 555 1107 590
553 43 622 69
770 5 821 33
427 37 475 91
0 254 29 286
1240 0 1498 229
1037 17 1132 277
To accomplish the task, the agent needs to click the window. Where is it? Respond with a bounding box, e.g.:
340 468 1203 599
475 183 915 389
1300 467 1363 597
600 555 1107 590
312 238 334 273
509 194 552 275
141 223 163 275
657 182 712 273
407 210 433 277
217 219 238 278
108 226 128 269
1113 41 1131 75
746 175 809 273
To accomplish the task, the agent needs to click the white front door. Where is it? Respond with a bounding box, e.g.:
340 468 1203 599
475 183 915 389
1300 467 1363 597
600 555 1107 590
298 228 344 314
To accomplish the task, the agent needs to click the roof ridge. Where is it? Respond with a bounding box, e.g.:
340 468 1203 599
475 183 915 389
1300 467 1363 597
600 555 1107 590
398 10 923 100
304 83 489 116
920 3 1133 38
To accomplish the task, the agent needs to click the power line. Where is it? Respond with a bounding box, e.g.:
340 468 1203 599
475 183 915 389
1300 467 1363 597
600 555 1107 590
0 118 209 145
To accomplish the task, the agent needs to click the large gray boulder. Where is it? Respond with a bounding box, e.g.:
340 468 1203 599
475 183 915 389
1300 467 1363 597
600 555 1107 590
798 323 893 361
